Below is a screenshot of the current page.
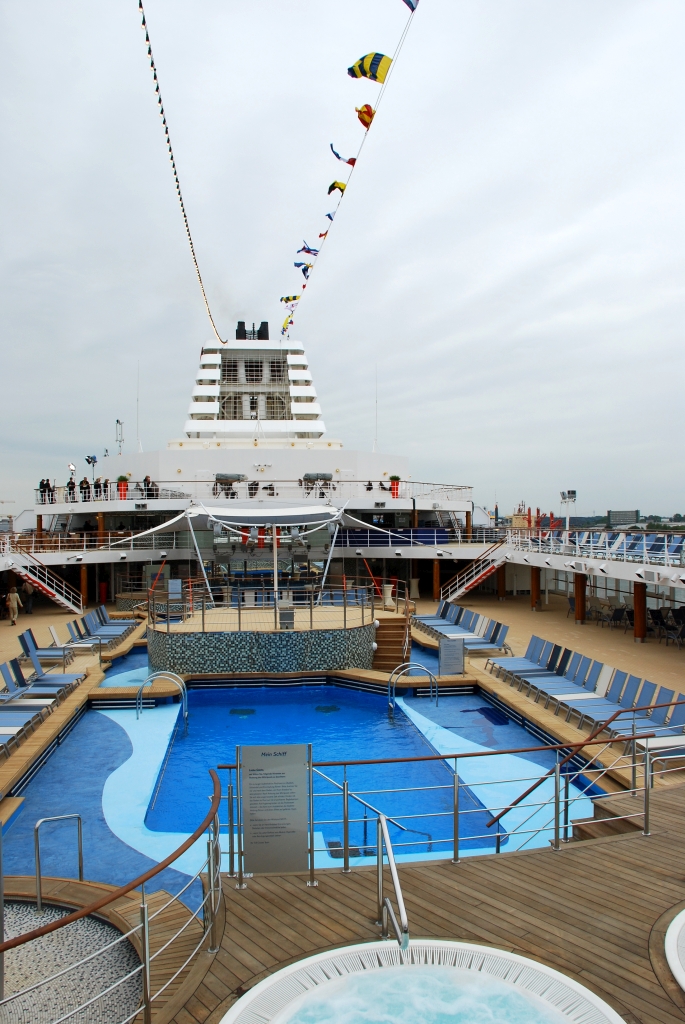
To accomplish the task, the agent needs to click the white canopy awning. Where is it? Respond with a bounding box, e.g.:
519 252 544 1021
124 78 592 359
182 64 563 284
110 503 341 544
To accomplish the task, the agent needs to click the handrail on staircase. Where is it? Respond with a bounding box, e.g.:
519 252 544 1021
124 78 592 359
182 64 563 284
440 539 506 602
485 696 685 829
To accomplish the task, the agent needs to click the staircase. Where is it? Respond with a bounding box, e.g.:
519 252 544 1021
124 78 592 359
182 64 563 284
373 618 408 672
440 541 507 603
6 547 83 614
571 798 643 842
434 509 461 531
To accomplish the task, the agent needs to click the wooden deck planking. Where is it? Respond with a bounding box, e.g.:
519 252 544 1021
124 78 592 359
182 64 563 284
167 784 685 1024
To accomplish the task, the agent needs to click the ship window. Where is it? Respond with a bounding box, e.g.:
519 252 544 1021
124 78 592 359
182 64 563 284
269 360 286 382
219 395 242 420
249 395 258 418
266 394 287 420
244 360 263 383
221 359 239 383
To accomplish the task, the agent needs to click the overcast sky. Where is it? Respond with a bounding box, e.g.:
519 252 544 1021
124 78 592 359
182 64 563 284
1 0 683 517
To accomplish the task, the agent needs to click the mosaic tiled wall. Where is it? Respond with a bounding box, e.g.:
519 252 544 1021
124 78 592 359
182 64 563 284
148 624 375 675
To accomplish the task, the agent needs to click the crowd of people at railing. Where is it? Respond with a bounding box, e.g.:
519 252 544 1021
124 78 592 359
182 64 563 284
37 476 161 503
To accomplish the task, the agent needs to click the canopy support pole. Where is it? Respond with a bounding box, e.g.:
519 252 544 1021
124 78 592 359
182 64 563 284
272 525 279 629
318 523 339 605
188 515 214 607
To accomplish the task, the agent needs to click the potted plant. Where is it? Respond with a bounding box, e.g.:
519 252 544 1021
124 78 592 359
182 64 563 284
117 475 129 500
390 475 401 498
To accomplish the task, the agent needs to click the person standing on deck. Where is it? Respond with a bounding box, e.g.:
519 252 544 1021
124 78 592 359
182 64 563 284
21 581 34 614
6 587 22 626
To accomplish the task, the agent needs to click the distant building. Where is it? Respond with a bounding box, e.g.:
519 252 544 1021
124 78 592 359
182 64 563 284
607 510 640 527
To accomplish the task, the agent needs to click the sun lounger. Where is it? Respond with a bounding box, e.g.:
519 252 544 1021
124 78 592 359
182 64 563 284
489 636 548 680
18 631 73 669
15 645 84 687
96 605 137 627
611 685 675 736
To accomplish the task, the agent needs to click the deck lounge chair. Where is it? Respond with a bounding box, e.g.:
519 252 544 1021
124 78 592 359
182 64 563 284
82 612 128 636
569 673 644 730
556 669 628 726
96 605 137 627
612 686 675 737
485 635 543 675
9 660 73 700
20 632 80 677
0 664 57 708
19 630 74 667
493 637 550 681
537 656 595 708
15 645 84 687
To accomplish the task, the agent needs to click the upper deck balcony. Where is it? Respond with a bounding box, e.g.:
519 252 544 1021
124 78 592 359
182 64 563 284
34 478 474 512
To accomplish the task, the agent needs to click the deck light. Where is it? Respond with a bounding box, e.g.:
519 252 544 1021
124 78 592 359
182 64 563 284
75 555 83 562
119 554 127 560
545 558 552 566
355 549 362 556
436 550 444 557
522 556 530 563
249 527 259 543
598 564 608 574
395 550 402 556
635 571 644 580
372 642 378 652
159 551 167 558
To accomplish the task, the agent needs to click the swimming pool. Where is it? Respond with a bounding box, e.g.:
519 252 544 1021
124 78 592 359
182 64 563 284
142 683 594 860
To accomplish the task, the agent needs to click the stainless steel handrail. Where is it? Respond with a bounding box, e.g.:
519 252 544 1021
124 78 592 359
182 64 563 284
34 814 83 912
136 671 188 730
376 814 409 948
388 662 439 710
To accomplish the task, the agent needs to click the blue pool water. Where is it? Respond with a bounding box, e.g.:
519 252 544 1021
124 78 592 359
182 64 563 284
2 709 198 902
146 685 492 856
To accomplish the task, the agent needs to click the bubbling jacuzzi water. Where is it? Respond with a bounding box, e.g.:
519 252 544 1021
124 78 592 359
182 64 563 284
273 966 567 1024
220 942 625 1024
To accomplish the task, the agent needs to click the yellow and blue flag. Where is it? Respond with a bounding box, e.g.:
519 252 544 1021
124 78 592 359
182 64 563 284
347 53 392 84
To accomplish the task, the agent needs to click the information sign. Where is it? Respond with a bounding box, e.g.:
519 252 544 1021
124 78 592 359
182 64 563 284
439 636 464 676
241 743 309 874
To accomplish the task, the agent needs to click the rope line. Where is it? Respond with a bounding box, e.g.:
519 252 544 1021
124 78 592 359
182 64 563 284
285 7 418 334
138 1 224 344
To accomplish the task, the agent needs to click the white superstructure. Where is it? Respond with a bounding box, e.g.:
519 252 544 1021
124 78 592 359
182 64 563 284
185 322 325 440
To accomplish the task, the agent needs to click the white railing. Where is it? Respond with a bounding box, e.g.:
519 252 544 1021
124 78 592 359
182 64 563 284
506 529 685 569
2 544 84 612
335 528 502 549
34 478 473 507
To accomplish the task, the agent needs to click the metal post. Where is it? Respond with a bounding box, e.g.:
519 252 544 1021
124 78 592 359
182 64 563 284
238 590 241 632
631 736 637 796
228 781 235 877
140 902 152 1024
342 780 351 873
451 762 459 864
562 770 570 843
309 587 313 630
206 836 219 953
376 816 384 926
202 596 205 633
235 746 247 888
553 762 561 851
495 827 501 854
166 597 170 633
272 526 279 630
209 830 219 953
362 587 365 626
205 837 213 938
643 748 651 836
307 743 318 886
343 586 347 629
371 586 375 621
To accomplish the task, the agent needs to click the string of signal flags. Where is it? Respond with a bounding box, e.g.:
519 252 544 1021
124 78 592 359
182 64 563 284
280 0 420 336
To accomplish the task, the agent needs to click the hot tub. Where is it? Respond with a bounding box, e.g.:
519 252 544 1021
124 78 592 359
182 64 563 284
220 940 625 1024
